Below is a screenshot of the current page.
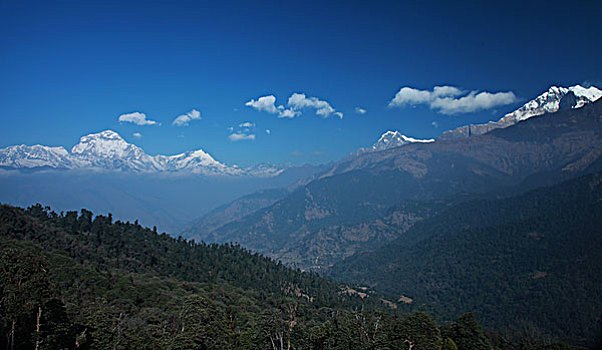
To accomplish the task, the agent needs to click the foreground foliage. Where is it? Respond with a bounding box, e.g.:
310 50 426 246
0 204 577 349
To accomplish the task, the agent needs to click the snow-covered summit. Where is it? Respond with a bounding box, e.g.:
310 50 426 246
69 130 163 172
72 130 133 157
439 84 602 140
372 131 434 151
501 85 601 124
158 149 243 175
0 144 72 169
0 130 275 176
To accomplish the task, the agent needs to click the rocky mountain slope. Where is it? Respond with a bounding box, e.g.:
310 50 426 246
190 100 602 271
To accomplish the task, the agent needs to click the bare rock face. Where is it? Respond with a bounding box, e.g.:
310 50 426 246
559 91 578 111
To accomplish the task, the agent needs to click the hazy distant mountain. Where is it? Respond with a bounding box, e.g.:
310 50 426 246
193 99 602 271
0 130 281 176
439 84 602 140
0 130 333 233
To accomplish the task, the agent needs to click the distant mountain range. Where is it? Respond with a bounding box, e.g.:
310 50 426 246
355 84 601 153
187 96 602 271
0 130 283 176
2 83 602 238
2 84 600 175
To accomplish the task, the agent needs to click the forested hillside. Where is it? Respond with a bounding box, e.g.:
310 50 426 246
0 204 576 349
330 172 602 346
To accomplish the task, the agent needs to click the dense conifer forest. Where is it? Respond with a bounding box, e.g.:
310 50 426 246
0 203 579 349
330 172 602 347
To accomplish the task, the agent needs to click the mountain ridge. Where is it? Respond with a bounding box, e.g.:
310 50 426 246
0 130 280 176
439 84 602 140
328 171 602 345
188 99 602 271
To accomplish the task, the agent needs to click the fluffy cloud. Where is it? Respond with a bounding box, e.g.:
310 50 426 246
229 133 256 141
245 95 279 114
228 121 257 141
431 121 439 128
355 107 367 115
265 129 271 135
172 109 201 126
288 93 343 118
132 132 142 138
118 112 159 126
277 107 300 118
389 85 517 115
245 93 342 119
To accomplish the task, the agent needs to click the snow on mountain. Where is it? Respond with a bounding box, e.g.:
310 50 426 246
501 85 601 124
0 144 72 169
157 149 243 175
70 130 164 172
439 84 602 140
244 162 286 177
372 130 434 151
0 130 275 176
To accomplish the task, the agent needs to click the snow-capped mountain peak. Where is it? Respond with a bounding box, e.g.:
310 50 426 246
439 84 602 140
68 130 162 172
0 129 276 176
372 130 434 151
569 84 602 103
0 144 71 169
158 149 242 175
72 130 140 157
502 84 602 124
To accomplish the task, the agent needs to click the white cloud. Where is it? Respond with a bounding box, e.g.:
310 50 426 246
118 112 159 126
277 107 300 118
245 95 279 114
227 126 234 132
239 121 255 128
229 133 256 141
389 85 517 115
389 87 432 106
245 93 342 118
265 129 271 135
430 91 517 115
355 107 367 115
432 86 463 97
172 109 201 126
287 93 343 118
431 121 439 128
133 132 142 138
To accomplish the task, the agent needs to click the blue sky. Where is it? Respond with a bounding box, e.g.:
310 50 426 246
1 0 601 167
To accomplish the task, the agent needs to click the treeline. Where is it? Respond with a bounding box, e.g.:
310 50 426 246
0 204 357 308
0 204 577 349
